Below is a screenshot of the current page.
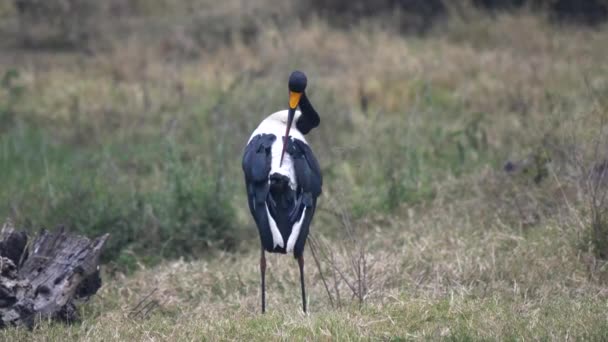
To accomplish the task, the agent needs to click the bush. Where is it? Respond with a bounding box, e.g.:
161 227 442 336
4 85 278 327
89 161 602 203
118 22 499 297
14 0 99 48
302 0 608 31
473 0 608 25
0 118 238 271
0 69 24 130
301 0 446 33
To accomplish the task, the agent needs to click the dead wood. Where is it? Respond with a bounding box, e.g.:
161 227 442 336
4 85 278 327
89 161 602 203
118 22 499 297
0 220 108 328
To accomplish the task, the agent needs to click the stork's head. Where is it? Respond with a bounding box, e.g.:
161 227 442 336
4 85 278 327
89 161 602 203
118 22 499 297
280 71 308 166
287 71 307 128
288 71 307 102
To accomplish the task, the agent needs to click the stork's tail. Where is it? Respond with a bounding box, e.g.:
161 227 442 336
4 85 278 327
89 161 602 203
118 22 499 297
268 173 296 224
269 173 291 195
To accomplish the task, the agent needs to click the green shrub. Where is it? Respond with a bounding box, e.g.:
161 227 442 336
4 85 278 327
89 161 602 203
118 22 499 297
0 69 24 130
14 0 99 48
0 122 238 270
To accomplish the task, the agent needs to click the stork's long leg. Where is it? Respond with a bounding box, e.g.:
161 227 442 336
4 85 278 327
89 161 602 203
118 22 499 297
260 247 266 314
298 255 307 313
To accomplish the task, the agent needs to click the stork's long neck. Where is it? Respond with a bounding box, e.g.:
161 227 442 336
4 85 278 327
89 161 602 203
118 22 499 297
296 92 320 135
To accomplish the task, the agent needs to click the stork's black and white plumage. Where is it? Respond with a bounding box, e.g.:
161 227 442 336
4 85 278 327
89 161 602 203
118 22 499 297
242 71 322 314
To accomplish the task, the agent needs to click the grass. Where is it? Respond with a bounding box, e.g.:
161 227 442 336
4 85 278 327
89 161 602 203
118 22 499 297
1 2 608 340
2 210 608 340
5 299 608 340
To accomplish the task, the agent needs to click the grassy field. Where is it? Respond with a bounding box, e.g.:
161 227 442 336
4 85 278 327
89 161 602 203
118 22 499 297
1 1 608 340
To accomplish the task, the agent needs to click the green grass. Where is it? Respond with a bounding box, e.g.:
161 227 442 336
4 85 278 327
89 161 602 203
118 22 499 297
1 217 607 340
1 3 608 340
0 120 238 269
4 298 607 341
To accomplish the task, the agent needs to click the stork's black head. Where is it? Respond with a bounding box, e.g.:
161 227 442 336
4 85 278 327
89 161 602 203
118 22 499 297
288 71 307 93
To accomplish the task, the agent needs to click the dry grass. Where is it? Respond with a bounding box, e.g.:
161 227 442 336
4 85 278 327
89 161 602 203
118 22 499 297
3 197 608 340
1 3 608 340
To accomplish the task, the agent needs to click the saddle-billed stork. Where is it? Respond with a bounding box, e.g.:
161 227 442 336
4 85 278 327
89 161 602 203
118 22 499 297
242 71 322 313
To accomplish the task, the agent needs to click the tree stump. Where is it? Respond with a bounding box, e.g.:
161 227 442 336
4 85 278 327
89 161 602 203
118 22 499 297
0 220 108 328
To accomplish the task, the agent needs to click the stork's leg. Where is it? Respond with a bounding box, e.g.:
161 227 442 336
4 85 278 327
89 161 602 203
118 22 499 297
260 247 266 314
297 255 307 313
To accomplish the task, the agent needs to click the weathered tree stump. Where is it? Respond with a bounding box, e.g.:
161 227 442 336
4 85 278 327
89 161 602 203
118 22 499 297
0 220 108 328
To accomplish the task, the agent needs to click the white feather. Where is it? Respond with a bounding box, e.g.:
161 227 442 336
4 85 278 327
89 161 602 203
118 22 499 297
248 110 308 190
286 207 306 253
265 206 284 248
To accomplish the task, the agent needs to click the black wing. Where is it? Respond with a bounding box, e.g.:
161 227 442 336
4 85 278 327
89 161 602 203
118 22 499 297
242 134 276 252
289 139 322 197
243 134 322 257
288 138 322 257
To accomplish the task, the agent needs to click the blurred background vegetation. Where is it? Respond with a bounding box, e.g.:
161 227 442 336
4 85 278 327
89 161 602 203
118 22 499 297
0 0 607 273
3 1 608 339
